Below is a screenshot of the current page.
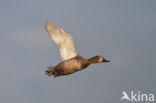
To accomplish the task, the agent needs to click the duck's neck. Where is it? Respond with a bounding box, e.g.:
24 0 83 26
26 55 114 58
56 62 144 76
87 56 99 64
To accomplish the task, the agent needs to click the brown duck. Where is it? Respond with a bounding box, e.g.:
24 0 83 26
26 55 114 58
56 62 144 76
45 22 110 78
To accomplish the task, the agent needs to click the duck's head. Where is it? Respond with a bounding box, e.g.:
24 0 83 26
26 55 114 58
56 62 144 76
89 56 110 63
96 56 110 63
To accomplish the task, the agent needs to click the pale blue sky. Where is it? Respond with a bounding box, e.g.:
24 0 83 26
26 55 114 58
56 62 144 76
0 0 156 103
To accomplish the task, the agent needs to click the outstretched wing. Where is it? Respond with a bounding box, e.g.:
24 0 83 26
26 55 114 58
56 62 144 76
45 21 78 62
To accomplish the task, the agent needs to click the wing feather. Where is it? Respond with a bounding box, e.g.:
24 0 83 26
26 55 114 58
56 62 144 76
45 21 78 61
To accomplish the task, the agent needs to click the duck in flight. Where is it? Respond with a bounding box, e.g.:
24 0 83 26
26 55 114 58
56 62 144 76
45 21 110 78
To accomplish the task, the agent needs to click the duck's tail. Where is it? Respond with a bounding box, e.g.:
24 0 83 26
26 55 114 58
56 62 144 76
45 66 56 77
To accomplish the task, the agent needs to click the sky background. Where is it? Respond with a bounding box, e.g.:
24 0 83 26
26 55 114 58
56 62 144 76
0 0 156 103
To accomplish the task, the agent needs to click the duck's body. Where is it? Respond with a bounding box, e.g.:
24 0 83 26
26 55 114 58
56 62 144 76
45 22 110 78
46 55 89 77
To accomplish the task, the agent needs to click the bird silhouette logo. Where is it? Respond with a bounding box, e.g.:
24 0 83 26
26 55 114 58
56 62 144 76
121 91 131 101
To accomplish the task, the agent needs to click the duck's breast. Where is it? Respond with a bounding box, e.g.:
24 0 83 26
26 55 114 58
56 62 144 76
65 59 82 73
56 58 82 75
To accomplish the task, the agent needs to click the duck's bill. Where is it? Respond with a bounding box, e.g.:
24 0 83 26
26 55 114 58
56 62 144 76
102 59 110 62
